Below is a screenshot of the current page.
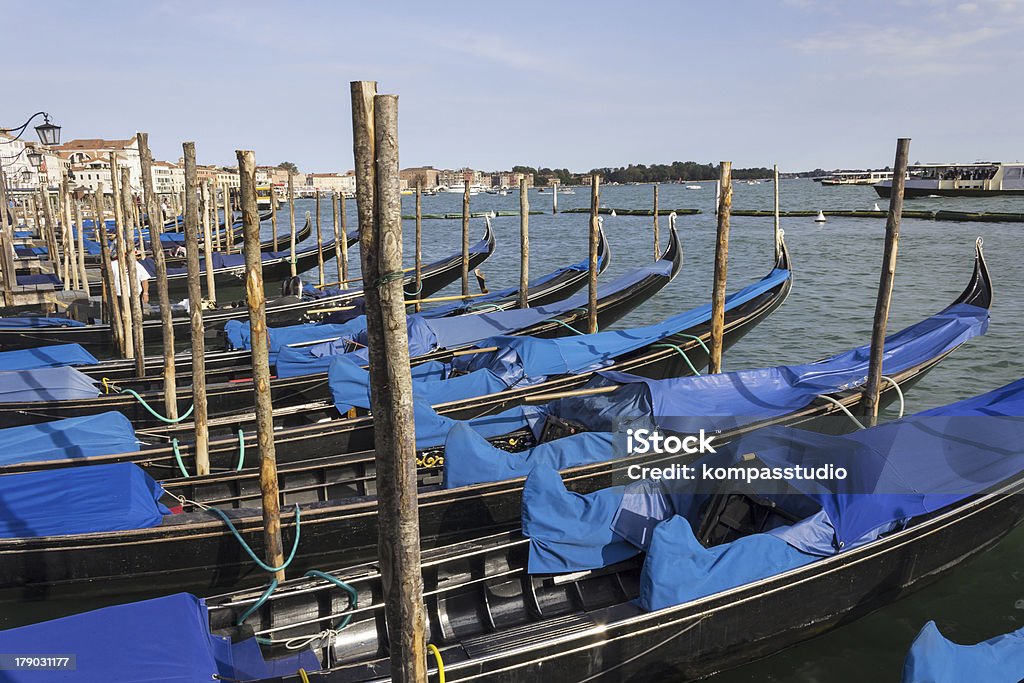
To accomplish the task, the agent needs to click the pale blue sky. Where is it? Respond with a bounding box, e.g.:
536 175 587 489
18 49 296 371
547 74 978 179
4 0 1023 172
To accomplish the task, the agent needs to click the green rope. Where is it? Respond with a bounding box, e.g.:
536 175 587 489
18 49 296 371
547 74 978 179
817 394 866 430
208 503 302 573
236 429 246 471
304 570 359 630
238 578 278 626
652 343 701 376
171 438 190 478
466 302 502 313
374 270 406 289
122 388 194 423
881 375 905 418
672 332 711 357
546 308 596 336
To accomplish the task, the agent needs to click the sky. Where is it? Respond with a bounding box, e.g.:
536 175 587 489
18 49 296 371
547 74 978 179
3 0 1023 173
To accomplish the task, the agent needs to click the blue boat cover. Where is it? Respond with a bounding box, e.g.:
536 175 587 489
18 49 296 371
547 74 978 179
442 302 988 493
638 515 815 611
902 621 1024 683
521 377 1024 610
15 273 62 286
0 462 168 538
0 593 319 683
142 239 336 278
0 343 98 371
0 366 99 402
0 316 85 328
0 412 138 465
229 244 690 362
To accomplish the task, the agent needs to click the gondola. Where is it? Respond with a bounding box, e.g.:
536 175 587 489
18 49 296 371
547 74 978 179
0 222 496 358
199 373 1024 683
0 244 990 626
0 223 646 428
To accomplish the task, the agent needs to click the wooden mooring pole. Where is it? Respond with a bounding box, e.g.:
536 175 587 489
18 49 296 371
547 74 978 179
93 186 123 350
861 138 911 427
588 175 600 334
140 134 173 406
332 191 343 290
224 185 234 253
414 182 422 312
552 180 558 214
709 161 732 374
339 190 349 284
773 164 782 263
351 80 427 683
519 176 529 309
183 143 210 475
0 170 15 307
121 167 146 374
271 187 279 252
110 154 134 359
288 172 297 276
239 148 286 581
201 182 217 302
461 179 470 297
653 184 660 259
315 189 325 285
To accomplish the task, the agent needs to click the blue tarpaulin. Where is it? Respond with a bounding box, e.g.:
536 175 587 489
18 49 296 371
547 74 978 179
0 593 320 683
0 317 84 328
441 302 989 494
0 412 138 465
0 344 98 371
230 242 690 363
0 463 168 538
0 366 99 402
902 621 1024 683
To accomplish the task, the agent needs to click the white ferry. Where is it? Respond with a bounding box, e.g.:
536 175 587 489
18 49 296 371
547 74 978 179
821 170 894 186
874 162 1024 198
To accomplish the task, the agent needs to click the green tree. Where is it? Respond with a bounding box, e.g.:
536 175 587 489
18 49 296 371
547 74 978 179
277 161 299 174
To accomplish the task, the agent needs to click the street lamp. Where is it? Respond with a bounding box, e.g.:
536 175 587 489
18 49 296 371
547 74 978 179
26 149 42 169
1 112 61 146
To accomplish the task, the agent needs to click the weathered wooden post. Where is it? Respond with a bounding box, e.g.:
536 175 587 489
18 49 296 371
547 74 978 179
773 164 781 263
709 161 732 374
414 181 422 312
0 170 16 307
339 189 349 284
39 186 59 276
861 138 911 427
351 80 427 683
210 183 222 251
239 149 286 581
518 177 529 309
183 143 210 475
121 167 146 372
60 176 78 291
461 178 470 297
653 183 660 259
141 134 175 394
588 175 599 334
332 191 343 289
109 154 134 357
288 172 297 277
72 202 89 296
315 189 325 285
552 180 558 214
201 182 217 302
223 184 234 253
93 187 123 352
270 186 279 252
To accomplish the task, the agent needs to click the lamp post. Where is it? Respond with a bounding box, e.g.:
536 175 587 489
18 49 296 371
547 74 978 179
0 112 61 146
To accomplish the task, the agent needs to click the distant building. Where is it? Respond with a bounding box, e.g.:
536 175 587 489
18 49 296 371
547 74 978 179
492 171 533 188
152 161 185 195
437 167 486 189
400 166 440 190
0 132 44 190
216 168 240 189
55 136 142 191
305 172 356 194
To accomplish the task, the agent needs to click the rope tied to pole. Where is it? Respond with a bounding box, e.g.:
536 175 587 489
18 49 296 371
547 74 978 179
121 387 194 423
374 270 406 289
170 429 246 479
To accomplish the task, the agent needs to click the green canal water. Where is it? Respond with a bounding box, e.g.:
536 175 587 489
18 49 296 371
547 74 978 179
286 177 1024 681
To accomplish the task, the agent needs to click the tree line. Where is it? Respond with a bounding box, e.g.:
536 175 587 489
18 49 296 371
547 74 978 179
513 162 773 185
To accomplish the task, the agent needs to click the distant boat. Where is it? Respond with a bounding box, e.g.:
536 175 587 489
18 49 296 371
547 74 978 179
686 185 702 190
875 162 1024 198
822 170 895 186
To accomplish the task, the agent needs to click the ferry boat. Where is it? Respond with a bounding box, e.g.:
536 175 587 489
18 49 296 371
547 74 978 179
821 170 894 186
255 185 274 210
874 162 1024 198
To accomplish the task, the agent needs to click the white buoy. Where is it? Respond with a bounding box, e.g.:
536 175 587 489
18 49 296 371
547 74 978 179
873 202 881 212
814 210 827 223
610 210 617 217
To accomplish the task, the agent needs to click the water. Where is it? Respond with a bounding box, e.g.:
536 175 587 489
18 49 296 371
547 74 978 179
279 179 1024 679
